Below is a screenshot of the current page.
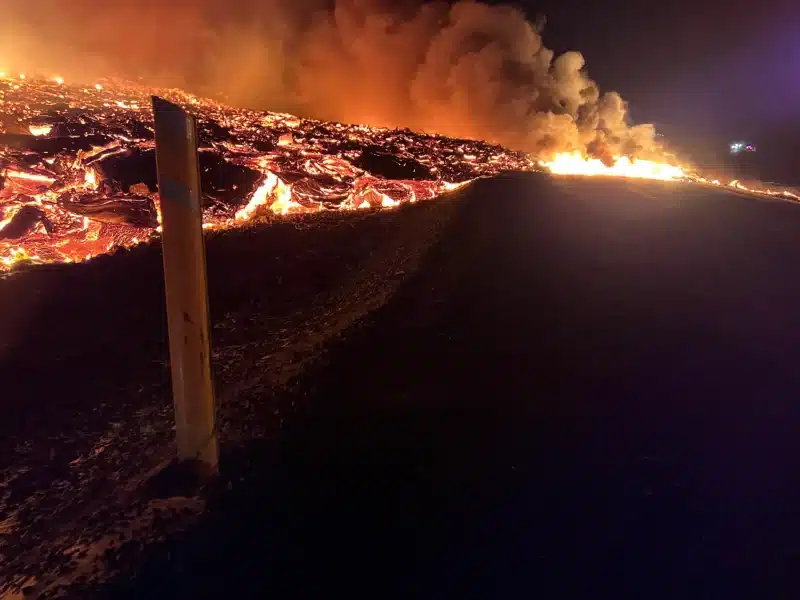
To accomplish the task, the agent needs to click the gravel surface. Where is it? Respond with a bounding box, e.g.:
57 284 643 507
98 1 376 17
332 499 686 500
0 192 461 598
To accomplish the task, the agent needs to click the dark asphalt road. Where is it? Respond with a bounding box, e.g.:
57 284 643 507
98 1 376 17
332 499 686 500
107 173 800 598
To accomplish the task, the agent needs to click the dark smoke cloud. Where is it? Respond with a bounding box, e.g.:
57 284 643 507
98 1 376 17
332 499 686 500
0 0 663 159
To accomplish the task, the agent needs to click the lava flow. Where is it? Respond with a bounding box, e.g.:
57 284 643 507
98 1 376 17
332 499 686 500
0 75 534 270
2 75 797 271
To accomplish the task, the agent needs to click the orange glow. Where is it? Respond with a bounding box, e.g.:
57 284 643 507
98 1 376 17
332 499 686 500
541 152 686 181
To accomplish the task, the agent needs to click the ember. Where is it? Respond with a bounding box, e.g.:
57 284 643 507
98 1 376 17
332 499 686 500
0 75 534 270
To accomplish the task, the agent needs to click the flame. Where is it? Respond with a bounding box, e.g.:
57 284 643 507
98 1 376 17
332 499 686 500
541 152 686 181
235 173 278 222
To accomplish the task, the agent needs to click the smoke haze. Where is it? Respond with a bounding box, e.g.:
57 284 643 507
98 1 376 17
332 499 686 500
0 0 664 159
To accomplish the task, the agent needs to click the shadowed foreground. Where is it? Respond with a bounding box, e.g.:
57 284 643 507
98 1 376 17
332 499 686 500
50 175 800 597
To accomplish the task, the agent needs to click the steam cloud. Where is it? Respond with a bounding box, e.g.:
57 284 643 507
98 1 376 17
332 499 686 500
0 0 662 160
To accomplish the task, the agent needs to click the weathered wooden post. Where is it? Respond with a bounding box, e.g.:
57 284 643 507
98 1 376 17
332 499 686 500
152 96 218 473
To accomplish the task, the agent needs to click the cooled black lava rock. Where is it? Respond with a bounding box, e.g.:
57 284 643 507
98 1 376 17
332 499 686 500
95 149 158 193
129 120 155 140
57 194 158 228
198 152 262 206
0 133 112 155
354 146 435 180
50 116 99 138
325 140 364 155
91 148 265 210
0 205 52 239
250 137 276 152
198 120 232 145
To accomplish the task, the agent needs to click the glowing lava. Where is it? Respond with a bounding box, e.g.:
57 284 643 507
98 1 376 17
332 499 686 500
0 75 533 270
2 74 797 273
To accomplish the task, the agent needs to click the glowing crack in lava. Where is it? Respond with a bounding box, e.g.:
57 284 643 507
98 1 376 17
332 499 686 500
0 75 535 270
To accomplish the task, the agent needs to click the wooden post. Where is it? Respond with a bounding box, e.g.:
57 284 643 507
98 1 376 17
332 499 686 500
152 96 218 473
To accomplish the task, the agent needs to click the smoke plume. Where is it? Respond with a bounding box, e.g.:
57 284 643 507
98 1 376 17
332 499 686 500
0 0 663 159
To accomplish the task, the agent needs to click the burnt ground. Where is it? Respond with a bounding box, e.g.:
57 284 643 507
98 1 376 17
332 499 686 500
6 172 800 598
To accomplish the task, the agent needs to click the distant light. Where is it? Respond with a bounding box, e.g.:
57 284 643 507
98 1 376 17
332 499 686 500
730 141 755 154
54 76 64 85
95 83 103 90
19 73 26 80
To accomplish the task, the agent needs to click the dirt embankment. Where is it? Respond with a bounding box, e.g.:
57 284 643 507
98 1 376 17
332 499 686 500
0 191 463 598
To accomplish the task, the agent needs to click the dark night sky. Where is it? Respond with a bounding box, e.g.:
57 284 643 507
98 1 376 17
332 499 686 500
512 0 800 174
